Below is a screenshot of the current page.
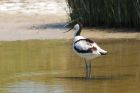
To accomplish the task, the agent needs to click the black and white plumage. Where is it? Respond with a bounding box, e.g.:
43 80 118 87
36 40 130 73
65 23 107 79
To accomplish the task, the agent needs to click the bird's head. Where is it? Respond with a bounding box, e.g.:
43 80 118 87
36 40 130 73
64 19 82 33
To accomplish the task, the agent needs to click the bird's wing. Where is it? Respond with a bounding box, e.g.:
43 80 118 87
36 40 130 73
85 38 94 43
74 39 94 53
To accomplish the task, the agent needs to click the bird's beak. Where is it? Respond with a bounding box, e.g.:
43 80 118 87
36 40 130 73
63 23 73 33
63 18 80 33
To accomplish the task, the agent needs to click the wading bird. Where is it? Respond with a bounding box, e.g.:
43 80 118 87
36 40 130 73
64 22 107 79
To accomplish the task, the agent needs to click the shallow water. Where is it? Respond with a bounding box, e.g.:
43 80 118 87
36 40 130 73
0 0 66 15
0 39 140 93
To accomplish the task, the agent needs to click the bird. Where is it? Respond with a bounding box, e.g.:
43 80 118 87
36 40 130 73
64 22 107 79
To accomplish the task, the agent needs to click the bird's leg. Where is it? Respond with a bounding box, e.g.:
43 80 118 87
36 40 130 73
89 61 92 79
84 59 88 79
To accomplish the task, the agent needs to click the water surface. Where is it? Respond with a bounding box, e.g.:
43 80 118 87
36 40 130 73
0 39 140 93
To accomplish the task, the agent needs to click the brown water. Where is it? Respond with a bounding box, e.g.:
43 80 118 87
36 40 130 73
0 39 140 93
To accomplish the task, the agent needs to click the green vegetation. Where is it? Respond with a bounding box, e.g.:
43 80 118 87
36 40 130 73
66 0 140 28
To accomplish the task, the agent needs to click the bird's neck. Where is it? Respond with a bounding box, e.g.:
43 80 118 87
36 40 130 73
74 27 81 37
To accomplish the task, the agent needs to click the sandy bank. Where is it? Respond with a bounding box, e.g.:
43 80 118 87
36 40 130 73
0 13 139 41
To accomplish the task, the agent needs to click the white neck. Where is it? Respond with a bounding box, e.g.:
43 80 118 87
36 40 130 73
74 29 79 37
74 24 81 37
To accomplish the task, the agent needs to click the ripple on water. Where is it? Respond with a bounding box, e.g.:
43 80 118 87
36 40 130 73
6 80 65 93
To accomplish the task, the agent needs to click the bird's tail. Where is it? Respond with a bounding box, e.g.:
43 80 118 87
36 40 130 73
99 48 107 55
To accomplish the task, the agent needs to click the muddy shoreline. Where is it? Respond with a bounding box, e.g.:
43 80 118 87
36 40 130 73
0 13 139 41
